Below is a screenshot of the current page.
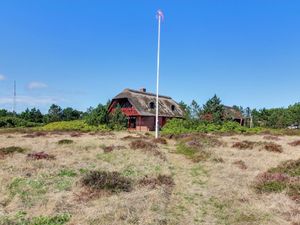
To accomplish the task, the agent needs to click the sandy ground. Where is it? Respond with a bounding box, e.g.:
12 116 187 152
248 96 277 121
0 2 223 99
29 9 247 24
0 132 299 225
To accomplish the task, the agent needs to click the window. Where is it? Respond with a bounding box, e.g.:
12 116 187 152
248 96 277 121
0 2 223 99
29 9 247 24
171 105 175 111
149 102 155 109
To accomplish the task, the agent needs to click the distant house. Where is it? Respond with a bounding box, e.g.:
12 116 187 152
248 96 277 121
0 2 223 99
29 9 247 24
200 106 244 125
223 106 244 125
108 88 184 131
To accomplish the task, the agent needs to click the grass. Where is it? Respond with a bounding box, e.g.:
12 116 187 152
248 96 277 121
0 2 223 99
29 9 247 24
81 170 133 192
0 131 299 224
58 169 77 177
176 141 211 162
0 212 71 225
8 177 48 206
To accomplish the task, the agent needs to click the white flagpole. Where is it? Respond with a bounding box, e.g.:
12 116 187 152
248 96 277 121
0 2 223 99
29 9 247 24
155 10 163 139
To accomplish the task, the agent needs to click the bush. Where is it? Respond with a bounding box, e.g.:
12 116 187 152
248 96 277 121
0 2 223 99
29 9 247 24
268 159 300 177
57 139 74 145
0 146 26 155
41 120 110 132
108 106 127 130
85 104 109 126
81 171 132 192
129 140 157 150
0 116 39 128
263 142 283 153
27 152 55 160
288 140 300 146
162 119 248 135
139 174 175 188
232 141 256 150
254 159 300 201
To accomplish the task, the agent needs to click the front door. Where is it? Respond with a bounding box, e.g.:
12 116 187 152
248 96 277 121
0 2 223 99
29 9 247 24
128 117 136 129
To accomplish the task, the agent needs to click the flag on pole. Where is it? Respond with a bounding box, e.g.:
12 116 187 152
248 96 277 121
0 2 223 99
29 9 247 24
155 9 164 139
156 9 164 21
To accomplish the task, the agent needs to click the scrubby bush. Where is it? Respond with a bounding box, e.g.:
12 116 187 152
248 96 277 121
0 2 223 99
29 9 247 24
108 106 127 130
57 139 74 145
27 151 55 160
81 171 132 192
162 119 247 135
254 159 300 201
0 117 39 128
85 104 109 126
139 174 175 188
41 120 110 132
0 146 26 155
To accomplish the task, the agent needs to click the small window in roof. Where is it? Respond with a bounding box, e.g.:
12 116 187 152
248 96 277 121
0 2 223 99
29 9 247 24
149 102 155 109
171 105 175 111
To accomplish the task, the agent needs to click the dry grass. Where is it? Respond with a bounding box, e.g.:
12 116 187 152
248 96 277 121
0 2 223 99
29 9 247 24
0 132 299 224
263 135 281 141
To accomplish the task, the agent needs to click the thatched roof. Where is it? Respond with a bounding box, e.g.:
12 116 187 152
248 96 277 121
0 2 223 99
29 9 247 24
223 106 243 119
112 89 184 118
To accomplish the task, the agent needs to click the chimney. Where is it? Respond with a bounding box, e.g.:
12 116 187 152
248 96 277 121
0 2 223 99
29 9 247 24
140 88 146 92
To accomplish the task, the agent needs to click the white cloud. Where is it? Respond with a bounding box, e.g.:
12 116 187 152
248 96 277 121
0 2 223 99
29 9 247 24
0 74 5 80
27 82 48 90
0 95 62 105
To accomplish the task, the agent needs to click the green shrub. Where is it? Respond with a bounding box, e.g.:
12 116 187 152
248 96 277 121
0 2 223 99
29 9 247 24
268 159 300 177
254 159 300 201
162 119 247 135
41 120 110 132
0 146 26 155
57 139 74 145
0 117 39 128
58 169 77 177
255 180 287 193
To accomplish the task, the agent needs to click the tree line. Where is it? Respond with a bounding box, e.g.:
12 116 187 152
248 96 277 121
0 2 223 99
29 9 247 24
178 95 300 129
0 102 127 129
0 95 299 129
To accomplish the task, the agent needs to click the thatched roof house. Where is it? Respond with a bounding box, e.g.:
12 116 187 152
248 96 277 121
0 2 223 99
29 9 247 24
108 88 184 131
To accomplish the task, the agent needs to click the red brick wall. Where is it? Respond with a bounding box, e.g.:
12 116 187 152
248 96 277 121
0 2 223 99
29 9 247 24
135 116 166 131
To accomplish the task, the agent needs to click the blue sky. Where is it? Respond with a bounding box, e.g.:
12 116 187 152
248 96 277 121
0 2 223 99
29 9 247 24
0 1 300 113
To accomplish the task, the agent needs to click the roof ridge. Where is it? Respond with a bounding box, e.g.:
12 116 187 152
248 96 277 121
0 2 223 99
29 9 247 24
124 89 172 99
